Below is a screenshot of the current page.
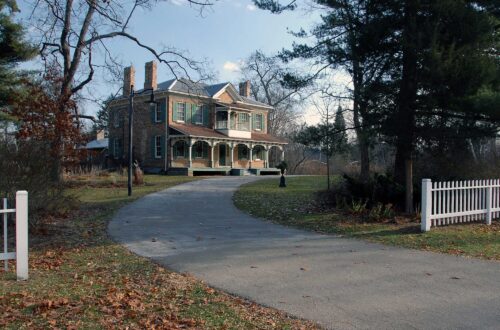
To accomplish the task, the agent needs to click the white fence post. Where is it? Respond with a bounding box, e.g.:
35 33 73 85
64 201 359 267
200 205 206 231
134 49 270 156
15 191 28 280
486 181 492 226
421 179 432 232
3 198 7 271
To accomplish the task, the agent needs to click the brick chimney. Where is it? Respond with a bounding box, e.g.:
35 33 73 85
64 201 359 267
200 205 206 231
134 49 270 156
144 60 158 90
123 65 135 96
239 80 251 98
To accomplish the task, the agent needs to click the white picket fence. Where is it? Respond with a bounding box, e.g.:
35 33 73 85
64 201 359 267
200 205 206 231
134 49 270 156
1 191 28 280
421 179 499 232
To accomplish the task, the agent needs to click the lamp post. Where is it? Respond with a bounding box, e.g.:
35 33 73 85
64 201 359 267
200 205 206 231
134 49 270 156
128 85 156 196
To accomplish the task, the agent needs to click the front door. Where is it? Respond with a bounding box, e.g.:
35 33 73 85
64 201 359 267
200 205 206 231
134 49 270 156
219 144 226 166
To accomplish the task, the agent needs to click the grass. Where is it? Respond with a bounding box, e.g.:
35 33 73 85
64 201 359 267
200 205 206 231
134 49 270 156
234 176 500 261
0 173 316 329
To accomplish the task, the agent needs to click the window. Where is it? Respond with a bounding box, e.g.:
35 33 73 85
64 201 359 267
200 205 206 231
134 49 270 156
237 113 250 131
253 146 264 160
153 104 162 123
238 144 248 160
113 111 120 128
192 105 202 124
176 103 186 122
193 141 208 158
155 136 162 158
254 113 262 130
114 138 122 157
174 140 187 158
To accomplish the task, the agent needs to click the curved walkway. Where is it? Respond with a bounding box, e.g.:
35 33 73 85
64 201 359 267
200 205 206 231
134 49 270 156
109 177 500 329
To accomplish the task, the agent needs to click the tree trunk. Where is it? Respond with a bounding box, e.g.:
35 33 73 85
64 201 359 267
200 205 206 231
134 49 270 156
405 158 413 213
395 0 418 213
352 59 370 183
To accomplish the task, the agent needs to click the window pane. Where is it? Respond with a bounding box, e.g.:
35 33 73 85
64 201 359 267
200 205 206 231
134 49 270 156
155 136 162 158
193 105 202 124
177 103 185 121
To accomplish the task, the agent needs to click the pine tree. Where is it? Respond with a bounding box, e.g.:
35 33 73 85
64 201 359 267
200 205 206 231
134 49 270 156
333 106 348 154
0 0 36 109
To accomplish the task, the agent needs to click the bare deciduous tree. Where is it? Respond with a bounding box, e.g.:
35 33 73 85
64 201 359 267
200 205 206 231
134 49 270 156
28 0 214 113
241 50 312 136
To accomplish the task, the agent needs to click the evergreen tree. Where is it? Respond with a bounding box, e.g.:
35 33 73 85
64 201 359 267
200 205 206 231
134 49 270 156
333 106 348 154
0 0 36 110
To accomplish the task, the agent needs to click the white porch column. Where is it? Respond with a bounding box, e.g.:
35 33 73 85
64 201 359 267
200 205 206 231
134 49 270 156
170 140 174 167
249 144 253 169
188 139 193 168
227 110 232 130
280 148 285 162
265 147 269 168
210 142 215 168
229 143 234 168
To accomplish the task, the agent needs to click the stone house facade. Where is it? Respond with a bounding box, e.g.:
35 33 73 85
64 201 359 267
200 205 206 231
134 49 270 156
108 61 287 175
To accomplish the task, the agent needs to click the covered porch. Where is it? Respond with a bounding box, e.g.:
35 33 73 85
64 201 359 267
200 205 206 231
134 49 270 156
167 136 285 176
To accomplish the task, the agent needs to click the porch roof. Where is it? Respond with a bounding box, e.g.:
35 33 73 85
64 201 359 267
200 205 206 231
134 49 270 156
215 102 270 112
169 123 287 145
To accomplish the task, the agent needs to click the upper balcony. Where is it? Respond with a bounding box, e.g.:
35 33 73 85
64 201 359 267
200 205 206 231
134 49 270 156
215 107 251 139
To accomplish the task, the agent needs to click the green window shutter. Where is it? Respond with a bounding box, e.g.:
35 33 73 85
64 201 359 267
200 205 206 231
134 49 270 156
161 136 165 158
151 136 155 159
203 143 208 158
109 137 114 157
253 114 257 130
185 104 192 123
150 105 155 123
173 143 178 157
173 102 178 121
261 114 264 132
203 105 209 126
160 99 166 122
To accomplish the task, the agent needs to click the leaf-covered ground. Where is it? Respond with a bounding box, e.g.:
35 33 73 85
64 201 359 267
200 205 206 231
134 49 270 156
234 176 500 261
1 174 317 329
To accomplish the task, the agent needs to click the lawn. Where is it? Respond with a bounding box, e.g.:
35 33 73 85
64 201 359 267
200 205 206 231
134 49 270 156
234 176 500 261
0 173 316 329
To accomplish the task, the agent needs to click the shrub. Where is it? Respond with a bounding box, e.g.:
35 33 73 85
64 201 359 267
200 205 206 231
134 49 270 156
0 141 78 230
329 173 406 212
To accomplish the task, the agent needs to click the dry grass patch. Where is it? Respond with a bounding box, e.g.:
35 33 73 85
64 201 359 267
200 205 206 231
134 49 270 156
1 174 317 329
234 176 500 261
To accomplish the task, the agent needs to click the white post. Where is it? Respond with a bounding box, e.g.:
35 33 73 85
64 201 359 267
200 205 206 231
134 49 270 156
3 198 8 271
249 145 253 169
421 179 432 232
210 143 215 168
188 140 193 168
229 144 234 168
15 191 28 280
265 148 269 168
280 148 285 162
486 180 492 225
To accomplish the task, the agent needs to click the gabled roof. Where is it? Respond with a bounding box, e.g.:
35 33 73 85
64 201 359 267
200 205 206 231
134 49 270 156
151 78 273 109
84 138 109 150
205 82 229 96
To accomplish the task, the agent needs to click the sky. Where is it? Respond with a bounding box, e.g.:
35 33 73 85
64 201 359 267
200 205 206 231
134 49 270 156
18 0 327 124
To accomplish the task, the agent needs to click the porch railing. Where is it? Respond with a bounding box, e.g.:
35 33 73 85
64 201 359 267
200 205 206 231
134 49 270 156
216 120 228 129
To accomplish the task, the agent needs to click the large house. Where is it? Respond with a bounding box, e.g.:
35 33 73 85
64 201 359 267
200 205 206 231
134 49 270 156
108 61 287 175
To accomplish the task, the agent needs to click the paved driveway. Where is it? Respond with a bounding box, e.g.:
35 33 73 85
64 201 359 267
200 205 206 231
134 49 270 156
109 177 500 329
